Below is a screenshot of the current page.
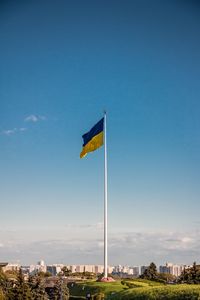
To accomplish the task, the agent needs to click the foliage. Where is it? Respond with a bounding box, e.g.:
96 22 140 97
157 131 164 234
139 262 176 283
1 268 69 300
37 271 52 278
157 273 176 283
140 262 158 281
178 262 200 284
0 289 5 300
28 274 48 300
62 266 72 277
47 277 69 300
11 268 33 300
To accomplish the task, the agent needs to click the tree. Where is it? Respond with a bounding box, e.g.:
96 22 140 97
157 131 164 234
61 267 72 277
0 269 7 292
157 272 176 283
140 262 158 280
46 277 69 300
0 289 5 300
178 262 200 284
13 269 33 300
29 275 48 300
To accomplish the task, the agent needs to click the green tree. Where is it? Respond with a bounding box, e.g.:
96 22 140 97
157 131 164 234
140 262 158 280
157 272 176 283
178 262 200 284
0 269 7 292
29 274 48 300
61 267 72 277
47 277 69 300
13 269 33 300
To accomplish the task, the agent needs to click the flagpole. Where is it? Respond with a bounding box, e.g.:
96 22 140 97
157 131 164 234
104 111 108 279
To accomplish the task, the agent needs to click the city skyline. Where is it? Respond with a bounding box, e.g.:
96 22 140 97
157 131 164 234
1 0 200 265
2 260 195 279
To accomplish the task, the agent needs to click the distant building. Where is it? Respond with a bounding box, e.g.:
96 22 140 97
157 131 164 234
140 266 148 275
112 265 138 277
94 265 104 274
159 263 189 277
113 265 123 273
21 266 30 275
76 265 85 273
70 265 76 273
29 260 47 275
108 266 114 274
131 266 140 277
2 263 20 272
47 265 62 276
84 265 95 273
0 263 8 270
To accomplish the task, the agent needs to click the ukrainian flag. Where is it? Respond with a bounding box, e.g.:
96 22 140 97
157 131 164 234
80 118 104 158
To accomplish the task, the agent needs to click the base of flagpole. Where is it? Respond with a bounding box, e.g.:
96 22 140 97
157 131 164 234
99 277 115 282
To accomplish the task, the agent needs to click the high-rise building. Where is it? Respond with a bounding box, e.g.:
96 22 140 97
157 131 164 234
76 265 85 273
94 265 104 274
159 263 188 277
141 266 148 275
47 265 62 276
70 265 76 273
131 266 140 277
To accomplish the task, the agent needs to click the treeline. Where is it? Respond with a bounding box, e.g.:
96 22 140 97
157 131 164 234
140 262 200 284
0 269 69 300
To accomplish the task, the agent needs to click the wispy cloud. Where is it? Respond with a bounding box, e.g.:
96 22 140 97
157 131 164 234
65 222 103 230
1 114 47 137
0 228 199 265
24 115 47 122
1 128 27 136
19 127 27 132
1 128 17 136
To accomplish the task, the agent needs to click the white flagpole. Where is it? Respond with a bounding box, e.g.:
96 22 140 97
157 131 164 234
104 111 108 279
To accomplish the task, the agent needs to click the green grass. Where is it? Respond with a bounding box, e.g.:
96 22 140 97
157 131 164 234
68 280 127 298
116 284 200 300
68 279 200 300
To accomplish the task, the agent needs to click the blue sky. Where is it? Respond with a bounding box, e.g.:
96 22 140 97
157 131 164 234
1 0 200 266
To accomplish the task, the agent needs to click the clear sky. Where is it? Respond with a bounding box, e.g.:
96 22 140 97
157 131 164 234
1 0 200 266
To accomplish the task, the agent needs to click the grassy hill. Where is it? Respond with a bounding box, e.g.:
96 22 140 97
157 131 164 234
68 279 200 300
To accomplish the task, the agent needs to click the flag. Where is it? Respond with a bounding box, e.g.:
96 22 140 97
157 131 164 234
80 118 104 158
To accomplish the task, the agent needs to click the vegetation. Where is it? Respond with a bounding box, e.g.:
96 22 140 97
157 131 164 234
1 264 200 299
68 279 200 300
115 284 200 300
0 268 69 300
178 262 200 284
140 263 158 281
62 267 72 277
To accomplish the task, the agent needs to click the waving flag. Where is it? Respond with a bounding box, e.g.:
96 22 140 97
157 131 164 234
80 118 104 158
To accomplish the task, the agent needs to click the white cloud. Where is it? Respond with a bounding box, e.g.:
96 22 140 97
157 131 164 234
1 114 46 137
1 128 17 136
1 127 27 136
0 229 199 265
19 127 27 132
24 115 46 122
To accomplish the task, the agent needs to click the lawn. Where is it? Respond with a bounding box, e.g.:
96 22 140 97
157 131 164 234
68 280 127 298
68 279 200 300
